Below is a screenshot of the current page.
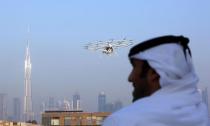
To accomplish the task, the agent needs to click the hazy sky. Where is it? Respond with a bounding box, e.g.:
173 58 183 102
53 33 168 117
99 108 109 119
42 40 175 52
0 0 210 112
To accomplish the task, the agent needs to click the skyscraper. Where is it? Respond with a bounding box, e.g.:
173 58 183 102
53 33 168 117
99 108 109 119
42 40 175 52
98 92 106 112
13 97 21 121
48 97 55 111
62 99 71 111
24 42 33 121
73 93 81 110
200 87 209 115
198 87 209 117
114 100 123 112
0 93 7 120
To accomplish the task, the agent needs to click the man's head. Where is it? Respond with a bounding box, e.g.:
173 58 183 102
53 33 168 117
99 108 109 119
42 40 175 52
128 59 160 102
128 35 191 102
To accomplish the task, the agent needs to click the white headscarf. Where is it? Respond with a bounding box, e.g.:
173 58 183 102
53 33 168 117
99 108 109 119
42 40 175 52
103 43 209 126
131 43 197 88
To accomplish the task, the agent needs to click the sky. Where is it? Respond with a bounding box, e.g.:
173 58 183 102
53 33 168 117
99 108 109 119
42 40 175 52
0 0 210 113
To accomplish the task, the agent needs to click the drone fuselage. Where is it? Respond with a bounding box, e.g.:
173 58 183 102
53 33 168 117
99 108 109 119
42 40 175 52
102 46 114 54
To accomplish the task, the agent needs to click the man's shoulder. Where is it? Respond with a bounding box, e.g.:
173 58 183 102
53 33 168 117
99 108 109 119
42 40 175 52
102 105 137 126
111 99 148 117
103 100 149 126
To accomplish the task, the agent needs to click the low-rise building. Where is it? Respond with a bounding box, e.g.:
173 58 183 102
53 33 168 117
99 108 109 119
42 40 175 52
0 120 40 126
42 110 110 126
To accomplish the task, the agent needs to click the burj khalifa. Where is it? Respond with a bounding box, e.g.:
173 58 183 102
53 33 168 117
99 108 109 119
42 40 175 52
24 42 33 121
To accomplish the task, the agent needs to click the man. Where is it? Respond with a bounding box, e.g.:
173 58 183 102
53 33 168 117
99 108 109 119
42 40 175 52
103 35 209 126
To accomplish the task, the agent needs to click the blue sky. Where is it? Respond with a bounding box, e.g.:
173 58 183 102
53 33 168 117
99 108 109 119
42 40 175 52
0 0 210 112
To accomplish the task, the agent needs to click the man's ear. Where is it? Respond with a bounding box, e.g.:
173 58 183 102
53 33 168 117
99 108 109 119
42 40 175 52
147 68 161 92
147 68 160 83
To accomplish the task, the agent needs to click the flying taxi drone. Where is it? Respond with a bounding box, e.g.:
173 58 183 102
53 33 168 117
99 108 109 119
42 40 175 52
84 38 133 55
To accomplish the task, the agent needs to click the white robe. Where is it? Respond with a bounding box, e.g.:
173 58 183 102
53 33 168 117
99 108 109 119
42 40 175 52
103 44 209 126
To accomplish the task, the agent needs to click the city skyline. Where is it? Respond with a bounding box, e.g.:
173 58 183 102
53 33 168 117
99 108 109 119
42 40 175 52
0 91 123 123
0 0 210 113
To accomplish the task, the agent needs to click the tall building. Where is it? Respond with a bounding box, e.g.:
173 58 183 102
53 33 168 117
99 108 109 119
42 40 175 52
55 100 63 111
62 99 71 111
98 92 106 112
48 97 55 111
201 87 209 115
40 102 46 113
114 100 123 112
198 87 209 117
201 88 209 109
73 93 81 110
0 93 7 120
105 103 114 112
24 42 33 121
13 97 21 121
